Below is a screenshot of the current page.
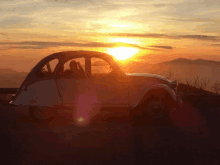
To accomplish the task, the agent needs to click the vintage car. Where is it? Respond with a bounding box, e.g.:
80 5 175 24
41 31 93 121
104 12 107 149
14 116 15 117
10 50 182 126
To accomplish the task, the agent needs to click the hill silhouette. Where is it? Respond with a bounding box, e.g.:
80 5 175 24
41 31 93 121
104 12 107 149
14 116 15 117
125 58 220 91
162 58 220 67
0 68 28 88
0 57 220 90
0 68 27 75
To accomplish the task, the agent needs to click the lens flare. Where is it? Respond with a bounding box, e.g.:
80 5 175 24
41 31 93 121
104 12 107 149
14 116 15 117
77 116 85 124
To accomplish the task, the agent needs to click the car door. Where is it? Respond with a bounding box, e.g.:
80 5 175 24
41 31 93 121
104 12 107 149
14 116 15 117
14 58 62 106
56 57 90 110
89 57 129 108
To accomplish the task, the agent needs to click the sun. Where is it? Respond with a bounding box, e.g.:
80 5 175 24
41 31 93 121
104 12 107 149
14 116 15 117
107 47 139 60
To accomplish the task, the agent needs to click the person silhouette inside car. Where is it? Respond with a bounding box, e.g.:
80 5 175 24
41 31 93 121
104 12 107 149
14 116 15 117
63 60 85 77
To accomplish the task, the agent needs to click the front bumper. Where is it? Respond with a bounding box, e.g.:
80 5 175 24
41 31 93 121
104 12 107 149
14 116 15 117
171 80 183 108
9 101 17 108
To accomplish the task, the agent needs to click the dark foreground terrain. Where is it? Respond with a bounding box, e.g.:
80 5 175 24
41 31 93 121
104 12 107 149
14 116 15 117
0 95 220 165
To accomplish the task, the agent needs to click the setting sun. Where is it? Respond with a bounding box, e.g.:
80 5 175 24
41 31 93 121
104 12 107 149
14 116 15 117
107 47 139 60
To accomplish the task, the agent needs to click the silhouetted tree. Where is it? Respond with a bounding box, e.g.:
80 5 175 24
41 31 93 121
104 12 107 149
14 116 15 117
185 76 210 91
166 71 174 80
211 80 220 94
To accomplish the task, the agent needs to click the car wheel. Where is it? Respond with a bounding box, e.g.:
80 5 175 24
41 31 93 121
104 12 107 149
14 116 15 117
29 106 55 123
145 98 168 119
132 96 171 126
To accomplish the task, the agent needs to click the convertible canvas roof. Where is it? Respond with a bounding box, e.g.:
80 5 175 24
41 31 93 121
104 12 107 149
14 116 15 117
32 50 115 72
43 50 114 61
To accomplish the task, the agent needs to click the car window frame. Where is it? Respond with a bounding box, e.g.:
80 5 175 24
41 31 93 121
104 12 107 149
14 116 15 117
88 56 121 78
54 56 88 79
36 58 60 79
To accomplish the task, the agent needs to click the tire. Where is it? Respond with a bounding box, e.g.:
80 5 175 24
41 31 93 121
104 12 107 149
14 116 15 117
132 95 171 126
29 106 55 123
144 96 169 119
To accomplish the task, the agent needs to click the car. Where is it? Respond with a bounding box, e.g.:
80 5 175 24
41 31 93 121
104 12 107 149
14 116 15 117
10 50 183 126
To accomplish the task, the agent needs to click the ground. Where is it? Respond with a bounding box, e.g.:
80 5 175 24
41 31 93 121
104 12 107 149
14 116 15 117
0 92 220 165
0 83 220 165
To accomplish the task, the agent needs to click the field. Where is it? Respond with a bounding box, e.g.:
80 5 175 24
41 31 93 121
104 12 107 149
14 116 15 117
0 91 220 165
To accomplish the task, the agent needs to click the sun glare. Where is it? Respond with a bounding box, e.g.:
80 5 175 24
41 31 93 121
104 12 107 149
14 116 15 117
107 47 139 60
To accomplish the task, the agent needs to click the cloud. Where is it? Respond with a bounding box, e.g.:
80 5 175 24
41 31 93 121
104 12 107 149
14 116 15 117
107 33 171 39
167 17 220 34
45 0 94 4
0 41 174 52
0 0 101 21
162 1 220 17
113 42 174 50
2 46 41 50
0 41 130 49
0 1 41 15
0 41 111 49
0 16 35 28
152 3 176 8
105 33 220 42
149 46 173 49
169 18 220 23
1 0 220 35
179 35 220 41
210 44 220 47
196 22 220 34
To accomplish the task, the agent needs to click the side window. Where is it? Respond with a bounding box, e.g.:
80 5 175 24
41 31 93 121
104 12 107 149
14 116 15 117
58 57 85 78
49 59 59 73
63 58 85 71
91 58 112 76
36 59 59 78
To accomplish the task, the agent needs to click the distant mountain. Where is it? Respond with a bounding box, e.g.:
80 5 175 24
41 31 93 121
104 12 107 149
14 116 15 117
162 58 220 67
163 58 191 65
119 61 152 73
0 58 219 90
125 58 220 92
0 68 27 75
153 58 220 79
0 68 28 88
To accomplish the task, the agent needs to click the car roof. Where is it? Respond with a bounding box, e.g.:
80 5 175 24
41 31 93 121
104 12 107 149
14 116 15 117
31 50 116 72
43 50 114 61
32 50 124 74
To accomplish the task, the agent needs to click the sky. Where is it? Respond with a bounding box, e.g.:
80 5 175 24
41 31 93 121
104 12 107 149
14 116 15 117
0 0 220 72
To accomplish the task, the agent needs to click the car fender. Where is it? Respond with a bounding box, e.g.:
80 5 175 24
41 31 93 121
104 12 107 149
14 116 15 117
133 83 177 108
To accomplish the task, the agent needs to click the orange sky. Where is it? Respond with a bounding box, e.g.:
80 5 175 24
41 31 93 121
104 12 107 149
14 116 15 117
0 0 220 72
